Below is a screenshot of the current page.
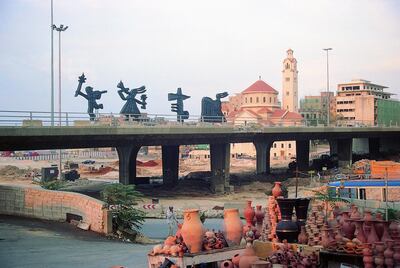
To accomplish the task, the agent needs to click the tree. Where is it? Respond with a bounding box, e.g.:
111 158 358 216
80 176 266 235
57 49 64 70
101 184 146 231
312 188 349 222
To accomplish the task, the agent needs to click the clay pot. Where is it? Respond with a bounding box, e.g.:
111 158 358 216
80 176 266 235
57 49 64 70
232 253 241 267
221 260 234 268
384 239 395 268
276 198 299 243
355 220 367 243
366 221 380 244
350 205 361 219
389 221 399 238
224 208 243 246
381 221 393 243
375 241 386 268
393 245 400 266
364 210 373 222
375 213 384 239
244 201 255 226
363 243 374 268
255 205 265 225
341 212 355 239
272 182 283 198
181 209 204 253
295 198 310 227
298 226 308 244
239 244 259 268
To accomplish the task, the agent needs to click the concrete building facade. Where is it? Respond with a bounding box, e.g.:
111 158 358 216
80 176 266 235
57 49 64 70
336 79 400 126
299 92 335 125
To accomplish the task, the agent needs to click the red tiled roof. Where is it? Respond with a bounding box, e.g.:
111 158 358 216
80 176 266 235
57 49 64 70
270 109 287 118
284 112 303 120
242 80 278 94
257 107 273 114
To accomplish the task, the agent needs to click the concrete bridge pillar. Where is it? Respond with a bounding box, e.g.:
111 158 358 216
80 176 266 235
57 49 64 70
116 145 141 185
162 145 180 185
210 143 230 194
337 138 353 168
254 141 272 174
329 139 338 155
296 140 310 171
368 137 380 159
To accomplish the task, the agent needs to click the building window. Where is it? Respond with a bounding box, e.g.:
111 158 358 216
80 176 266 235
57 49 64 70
286 63 290 69
269 97 272 103
359 188 366 200
274 153 277 157
273 143 277 148
286 91 290 96
263 97 266 103
256 97 259 103
286 77 290 82
382 188 387 202
245 98 247 103
281 143 284 148
288 143 291 149
250 97 252 103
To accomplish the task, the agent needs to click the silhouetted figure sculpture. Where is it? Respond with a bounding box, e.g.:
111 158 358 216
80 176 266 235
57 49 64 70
74 73 107 121
201 92 228 123
168 88 190 122
117 81 147 120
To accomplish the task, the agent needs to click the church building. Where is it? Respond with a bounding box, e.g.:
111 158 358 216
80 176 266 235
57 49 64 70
221 49 303 161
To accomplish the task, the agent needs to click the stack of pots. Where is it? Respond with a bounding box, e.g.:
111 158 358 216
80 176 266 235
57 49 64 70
275 196 310 243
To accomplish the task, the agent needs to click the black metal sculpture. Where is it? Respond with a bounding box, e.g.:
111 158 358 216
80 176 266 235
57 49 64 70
74 73 107 121
201 92 228 122
117 81 147 119
168 88 190 122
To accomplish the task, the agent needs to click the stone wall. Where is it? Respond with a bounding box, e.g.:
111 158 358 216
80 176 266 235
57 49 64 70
0 184 112 234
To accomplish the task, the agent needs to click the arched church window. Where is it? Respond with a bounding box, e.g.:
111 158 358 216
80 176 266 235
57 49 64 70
269 97 272 103
263 97 266 103
250 97 252 103
245 97 247 103
256 97 259 103
286 63 290 69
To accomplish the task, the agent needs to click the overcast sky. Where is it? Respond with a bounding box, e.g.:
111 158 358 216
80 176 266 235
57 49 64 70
0 0 399 115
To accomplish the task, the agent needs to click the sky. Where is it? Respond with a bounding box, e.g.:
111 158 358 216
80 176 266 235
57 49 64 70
0 0 399 116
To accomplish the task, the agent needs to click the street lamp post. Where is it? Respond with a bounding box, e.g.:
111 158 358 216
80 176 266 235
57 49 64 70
50 0 54 126
53 24 68 179
323 48 332 126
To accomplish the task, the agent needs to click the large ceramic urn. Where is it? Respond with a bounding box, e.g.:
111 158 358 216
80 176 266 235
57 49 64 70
223 208 243 246
294 198 310 227
244 200 255 226
276 198 299 243
272 182 283 198
181 209 204 253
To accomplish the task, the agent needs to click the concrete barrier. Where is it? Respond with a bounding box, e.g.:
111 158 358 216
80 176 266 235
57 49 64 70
0 184 112 234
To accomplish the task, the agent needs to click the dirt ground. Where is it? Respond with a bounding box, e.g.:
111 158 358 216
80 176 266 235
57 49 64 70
0 154 321 212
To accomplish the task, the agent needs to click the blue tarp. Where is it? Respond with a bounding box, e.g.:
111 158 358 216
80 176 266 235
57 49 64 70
328 180 400 187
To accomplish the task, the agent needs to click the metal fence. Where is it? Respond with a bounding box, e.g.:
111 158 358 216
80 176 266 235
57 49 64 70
0 110 398 128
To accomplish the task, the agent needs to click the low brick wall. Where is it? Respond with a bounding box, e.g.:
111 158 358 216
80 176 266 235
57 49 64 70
0 184 112 234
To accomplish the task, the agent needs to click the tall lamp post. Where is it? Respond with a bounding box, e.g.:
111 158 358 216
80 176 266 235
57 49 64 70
323 48 332 126
53 24 68 179
50 0 54 126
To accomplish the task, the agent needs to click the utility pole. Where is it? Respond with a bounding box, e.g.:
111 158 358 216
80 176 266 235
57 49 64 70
323 48 332 126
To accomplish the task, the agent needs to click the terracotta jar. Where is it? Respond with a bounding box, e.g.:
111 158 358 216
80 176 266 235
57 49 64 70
350 205 361 219
355 220 366 243
381 221 393 243
272 182 283 198
363 243 374 268
232 253 241 267
393 245 400 266
364 210 373 222
220 260 234 268
298 225 308 244
366 221 380 244
341 213 355 239
224 208 243 246
375 213 384 239
244 201 255 226
255 205 265 225
375 241 386 268
239 244 259 268
384 239 395 268
181 209 204 253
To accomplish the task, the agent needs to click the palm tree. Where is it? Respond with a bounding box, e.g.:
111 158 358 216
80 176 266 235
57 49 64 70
312 188 349 222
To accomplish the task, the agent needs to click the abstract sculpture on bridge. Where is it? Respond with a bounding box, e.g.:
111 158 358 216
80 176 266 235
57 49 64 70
201 92 228 122
74 73 107 121
117 81 147 120
168 88 190 122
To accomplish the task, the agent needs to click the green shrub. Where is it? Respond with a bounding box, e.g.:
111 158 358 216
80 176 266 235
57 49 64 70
40 180 67 190
101 183 146 231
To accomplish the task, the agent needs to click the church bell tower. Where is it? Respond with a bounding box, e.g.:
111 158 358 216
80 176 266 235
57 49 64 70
282 49 298 112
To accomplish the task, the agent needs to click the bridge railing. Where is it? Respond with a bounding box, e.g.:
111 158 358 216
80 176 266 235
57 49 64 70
0 110 397 128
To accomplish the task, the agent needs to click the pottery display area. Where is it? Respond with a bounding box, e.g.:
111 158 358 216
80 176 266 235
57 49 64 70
147 181 400 267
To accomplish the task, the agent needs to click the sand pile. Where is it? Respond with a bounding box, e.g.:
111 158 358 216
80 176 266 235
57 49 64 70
0 165 34 178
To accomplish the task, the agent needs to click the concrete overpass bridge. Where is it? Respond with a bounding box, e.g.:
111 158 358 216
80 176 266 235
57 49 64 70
1 124 399 193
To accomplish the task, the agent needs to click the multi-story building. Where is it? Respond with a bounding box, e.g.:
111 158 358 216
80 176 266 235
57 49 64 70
336 79 400 126
299 92 335 125
221 49 303 161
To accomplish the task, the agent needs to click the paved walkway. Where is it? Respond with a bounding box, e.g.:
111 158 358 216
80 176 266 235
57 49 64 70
0 215 152 268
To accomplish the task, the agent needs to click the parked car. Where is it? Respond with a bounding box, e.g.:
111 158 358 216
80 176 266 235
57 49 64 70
82 160 95 164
